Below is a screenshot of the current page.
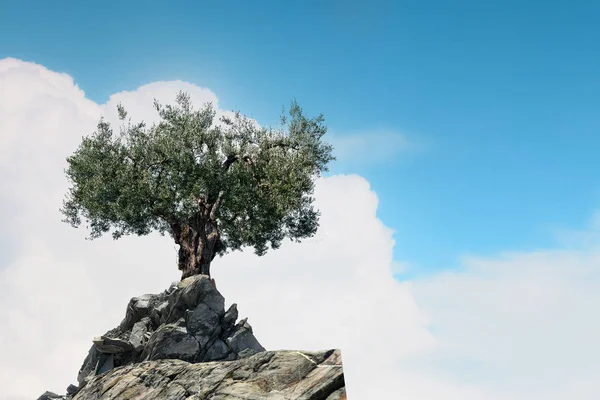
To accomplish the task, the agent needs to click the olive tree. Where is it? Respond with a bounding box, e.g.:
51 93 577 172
60 92 334 280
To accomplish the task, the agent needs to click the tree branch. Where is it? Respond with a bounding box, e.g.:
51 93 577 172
210 191 225 221
222 154 238 171
147 158 170 169
264 140 300 151
227 134 300 152
197 194 209 213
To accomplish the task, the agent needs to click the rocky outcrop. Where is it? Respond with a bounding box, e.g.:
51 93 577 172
72 349 345 400
38 274 346 399
75 275 266 390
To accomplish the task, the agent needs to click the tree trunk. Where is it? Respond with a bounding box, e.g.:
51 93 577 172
171 220 220 281
171 192 225 281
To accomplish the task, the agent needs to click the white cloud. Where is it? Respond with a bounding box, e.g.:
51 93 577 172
0 58 599 400
408 249 600 399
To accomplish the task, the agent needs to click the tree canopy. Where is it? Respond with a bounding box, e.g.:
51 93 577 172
60 92 335 278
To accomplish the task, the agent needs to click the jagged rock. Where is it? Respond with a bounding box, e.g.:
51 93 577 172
129 317 151 351
226 320 265 355
327 387 348 400
92 336 134 353
186 303 220 336
74 274 264 390
96 353 114 375
77 346 98 386
71 349 345 400
150 301 168 326
142 324 200 361
40 274 346 399
37 391 65 400
66 384 79 395
223 303 238 326
203 339 230 362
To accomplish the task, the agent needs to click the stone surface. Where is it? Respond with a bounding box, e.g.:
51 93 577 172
66 384 79 395
129 317 151 351
226 320 265 355
92 336 134 353
37 391 65 400
142 324 200 361
186 303 220 336
203 339 230 362
71 349 345 400
74 275 266 391
96 353 114 375
39 274 346 399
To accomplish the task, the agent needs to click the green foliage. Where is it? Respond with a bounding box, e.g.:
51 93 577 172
61 92 335 257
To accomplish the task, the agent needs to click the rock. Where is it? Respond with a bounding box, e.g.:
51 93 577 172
129 317 151 351
92 336 134 353
202 339 230 361
36 391 64 400
42 274 345 398
142 324 199 362
223 303 238 326
238 348 259 359
66 384 79 395
326 387 348 400
96 353 114 374
167 281 179 293
71 349 345 400
77 345 99 386
186 303 220 336
149 301 168 326
226 321 265 355
203 290 225 315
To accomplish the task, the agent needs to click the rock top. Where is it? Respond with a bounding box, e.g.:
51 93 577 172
38 275 346 399
72 349 345 400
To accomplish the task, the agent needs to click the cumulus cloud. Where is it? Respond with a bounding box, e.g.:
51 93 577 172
0 58 599 400
409 249 600 399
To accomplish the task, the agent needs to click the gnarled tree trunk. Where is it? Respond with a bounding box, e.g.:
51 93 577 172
171 192 225 281
172 220 221 280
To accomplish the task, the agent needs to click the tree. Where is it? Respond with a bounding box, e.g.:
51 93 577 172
60 92 335 280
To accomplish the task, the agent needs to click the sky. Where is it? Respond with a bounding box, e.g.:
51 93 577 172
1 1 600 399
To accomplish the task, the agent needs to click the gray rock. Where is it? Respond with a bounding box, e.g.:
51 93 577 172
238 348 259 359
95 353 114 375
203 339 230 361
203 290 225 315
161 286 187 324
66 384 78 395
92 336 134 353
134 294 152 312
142 324 199 362
77 345 99 386
71 349 345 400
223 303 238 326
150 301 168 326
173 317 187 328
226 322 265 355
179 274 214 308
54 274 300 398
166 281 179 293
186 303 219 336
119 296 149 332
326 386 348 399
37 391 64 400
129 317 151 351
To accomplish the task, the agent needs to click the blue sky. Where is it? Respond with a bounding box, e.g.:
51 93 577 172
2 0 600 277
